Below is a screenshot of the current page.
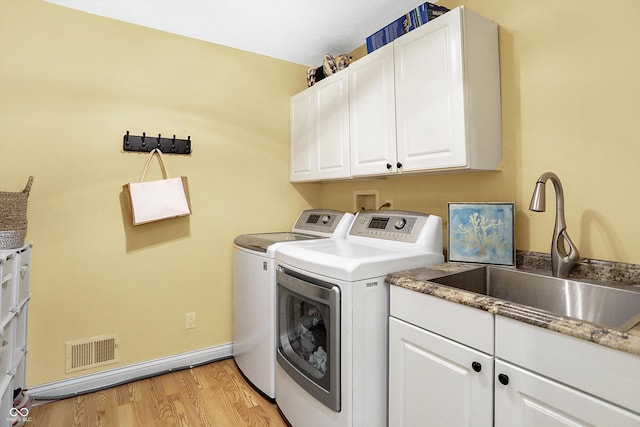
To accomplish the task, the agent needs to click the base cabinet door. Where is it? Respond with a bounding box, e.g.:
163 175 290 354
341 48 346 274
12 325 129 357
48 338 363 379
389 317 493 427
495 359 640 427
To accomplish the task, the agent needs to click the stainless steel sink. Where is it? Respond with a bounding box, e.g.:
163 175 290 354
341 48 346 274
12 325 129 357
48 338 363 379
431 266 640 331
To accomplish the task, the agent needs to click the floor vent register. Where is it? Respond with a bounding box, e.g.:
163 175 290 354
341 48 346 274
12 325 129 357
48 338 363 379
65 334 120 373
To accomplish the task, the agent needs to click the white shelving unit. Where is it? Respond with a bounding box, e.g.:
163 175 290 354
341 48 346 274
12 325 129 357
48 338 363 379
0 244 31 427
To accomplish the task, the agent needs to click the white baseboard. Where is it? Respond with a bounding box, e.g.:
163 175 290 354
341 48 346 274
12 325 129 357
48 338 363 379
28 343 232 400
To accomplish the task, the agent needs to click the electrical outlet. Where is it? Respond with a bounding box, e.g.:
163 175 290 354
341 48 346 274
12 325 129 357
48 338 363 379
186 312 196 329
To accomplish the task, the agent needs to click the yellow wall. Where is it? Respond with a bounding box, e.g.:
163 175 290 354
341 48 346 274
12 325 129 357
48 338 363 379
0 0 318 385
322 0 640 265
2 0 639 387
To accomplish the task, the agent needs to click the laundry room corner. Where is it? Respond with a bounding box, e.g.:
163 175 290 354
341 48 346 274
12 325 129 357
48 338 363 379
0 0 319 388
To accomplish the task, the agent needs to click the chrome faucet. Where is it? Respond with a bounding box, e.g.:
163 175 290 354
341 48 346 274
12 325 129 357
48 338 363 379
529 172 580 278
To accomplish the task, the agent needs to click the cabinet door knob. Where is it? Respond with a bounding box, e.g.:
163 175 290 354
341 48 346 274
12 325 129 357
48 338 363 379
498 374 510 385
397 162 403 169
386 163 392 170
471 361 482 372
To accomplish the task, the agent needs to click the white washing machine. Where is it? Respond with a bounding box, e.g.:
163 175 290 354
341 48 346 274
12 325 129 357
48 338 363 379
274 210 444 427
232 209 354 399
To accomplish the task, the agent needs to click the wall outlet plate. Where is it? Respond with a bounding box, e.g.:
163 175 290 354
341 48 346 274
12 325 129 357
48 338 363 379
186 312 196 329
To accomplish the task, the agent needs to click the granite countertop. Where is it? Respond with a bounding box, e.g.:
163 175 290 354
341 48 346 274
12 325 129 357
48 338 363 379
387 262 640 357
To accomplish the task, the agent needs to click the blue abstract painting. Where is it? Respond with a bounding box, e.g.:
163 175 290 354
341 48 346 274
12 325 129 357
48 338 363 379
448 203 515 265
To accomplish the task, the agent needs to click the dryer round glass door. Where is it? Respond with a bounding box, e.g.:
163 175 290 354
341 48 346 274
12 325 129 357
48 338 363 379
276 267 340 412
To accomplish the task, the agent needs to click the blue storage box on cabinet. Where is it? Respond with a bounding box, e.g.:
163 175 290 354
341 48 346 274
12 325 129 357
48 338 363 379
366 2 449 53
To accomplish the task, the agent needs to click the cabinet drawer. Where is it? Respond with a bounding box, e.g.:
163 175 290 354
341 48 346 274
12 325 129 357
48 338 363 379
390 285 493 353
496 316 640 414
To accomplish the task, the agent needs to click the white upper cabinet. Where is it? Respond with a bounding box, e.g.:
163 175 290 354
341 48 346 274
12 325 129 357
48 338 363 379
349 43 398 176
290 72 350 182
290 88 315 181
394 6 502 172
290 6 502 182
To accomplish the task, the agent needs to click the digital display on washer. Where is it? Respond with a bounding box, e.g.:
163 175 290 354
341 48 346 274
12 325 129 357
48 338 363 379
306 214 320 224
369 217 389 230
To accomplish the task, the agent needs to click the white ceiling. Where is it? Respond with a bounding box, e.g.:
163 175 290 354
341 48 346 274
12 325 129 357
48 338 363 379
43 0 436 66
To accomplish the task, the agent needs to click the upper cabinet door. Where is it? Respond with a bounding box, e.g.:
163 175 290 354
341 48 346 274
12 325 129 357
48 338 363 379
394 7 502 172
290 89 316 182
394 7 467 171
316 72 350 180
290 72 350 182
349 43 398 177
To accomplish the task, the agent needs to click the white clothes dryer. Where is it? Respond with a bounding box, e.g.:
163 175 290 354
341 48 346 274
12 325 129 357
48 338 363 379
274 210 444 426
232 209 354 399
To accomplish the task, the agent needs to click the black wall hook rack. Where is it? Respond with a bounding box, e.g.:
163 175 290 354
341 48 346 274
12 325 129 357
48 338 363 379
123 131 192 155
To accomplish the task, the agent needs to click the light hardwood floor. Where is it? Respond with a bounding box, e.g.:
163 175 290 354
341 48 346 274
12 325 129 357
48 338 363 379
28 358 288 427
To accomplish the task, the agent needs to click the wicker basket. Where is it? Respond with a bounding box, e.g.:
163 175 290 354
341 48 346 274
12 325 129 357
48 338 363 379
0 176 33 250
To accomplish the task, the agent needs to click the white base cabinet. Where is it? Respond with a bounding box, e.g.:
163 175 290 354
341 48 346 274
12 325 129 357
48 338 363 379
389 285 494 427
389 317 493 427
389 286 640 426
495 316 640 425
495 359 640 427
0 244 31 427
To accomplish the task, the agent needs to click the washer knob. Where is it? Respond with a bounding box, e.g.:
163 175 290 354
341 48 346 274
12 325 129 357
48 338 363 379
394 218 407 230
321 215 331 224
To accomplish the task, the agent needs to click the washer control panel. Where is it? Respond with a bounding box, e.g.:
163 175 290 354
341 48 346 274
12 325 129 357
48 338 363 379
349 210 431 243
293 209 350 234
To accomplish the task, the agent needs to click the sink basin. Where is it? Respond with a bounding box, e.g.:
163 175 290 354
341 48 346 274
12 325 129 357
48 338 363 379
431 266 640 331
